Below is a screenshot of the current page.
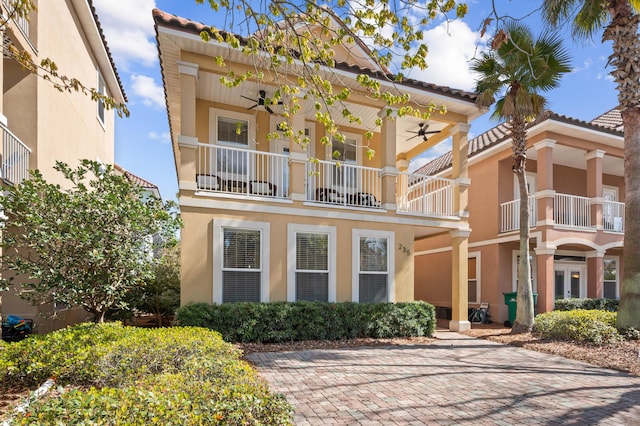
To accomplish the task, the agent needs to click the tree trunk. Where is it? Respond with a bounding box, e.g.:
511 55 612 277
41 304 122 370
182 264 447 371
511 120 535 334
618 107 640 330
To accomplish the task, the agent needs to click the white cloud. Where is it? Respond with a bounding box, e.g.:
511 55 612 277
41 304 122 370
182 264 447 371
408 20 487 91
571 58 593 73
131 74 165 109
93 0 157 69
148 131 171 144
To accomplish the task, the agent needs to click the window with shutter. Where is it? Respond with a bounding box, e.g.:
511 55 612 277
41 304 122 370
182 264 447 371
358 237 388 303
295 232 329 301
222 228 261 302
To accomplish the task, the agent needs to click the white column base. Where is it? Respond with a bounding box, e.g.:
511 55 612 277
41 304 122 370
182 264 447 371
448 320 471 332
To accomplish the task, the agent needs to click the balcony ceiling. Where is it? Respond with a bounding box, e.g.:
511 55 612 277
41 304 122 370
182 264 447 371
526 144 623 177
197 70 451 157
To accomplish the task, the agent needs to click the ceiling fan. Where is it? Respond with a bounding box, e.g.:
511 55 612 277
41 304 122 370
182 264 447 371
406 123 440 142
241 90 283 114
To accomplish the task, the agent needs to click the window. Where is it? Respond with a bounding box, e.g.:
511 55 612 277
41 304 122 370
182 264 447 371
97 71 106 126
213 219 269 304
329 134 359 191
209 110 256 183
287 224 336 302
468 254 480 304
352 229 394 302
603 257 618 299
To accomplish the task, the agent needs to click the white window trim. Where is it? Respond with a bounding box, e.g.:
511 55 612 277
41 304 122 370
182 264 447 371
96 69 106 130
511 250 537 293
351 229 395 302
209 108 256 149
514 172 537 199
603 185 618 201
603 255 620 299
326 130 361 164
213 218 270 304
287 223 336 302
270 116 315 158
468 251 481 304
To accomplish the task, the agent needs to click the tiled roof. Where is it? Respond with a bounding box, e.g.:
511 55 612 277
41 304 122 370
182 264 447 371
115 164 158 190
590 108 623 131
415 110 624 176
152 8 478 103
87 0 127 101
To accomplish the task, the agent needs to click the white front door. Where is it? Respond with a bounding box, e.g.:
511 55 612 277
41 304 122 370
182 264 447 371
272 139 290 197
554 263 586 299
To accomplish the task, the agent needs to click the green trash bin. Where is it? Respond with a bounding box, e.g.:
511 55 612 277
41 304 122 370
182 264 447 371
503 292 538 327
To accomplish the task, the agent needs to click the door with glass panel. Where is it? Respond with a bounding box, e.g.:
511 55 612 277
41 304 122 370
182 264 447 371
554 263 586 299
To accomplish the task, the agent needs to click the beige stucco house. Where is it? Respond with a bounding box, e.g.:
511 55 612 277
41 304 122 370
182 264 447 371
0 0 126 331
415 110 625 324
154 9 486 330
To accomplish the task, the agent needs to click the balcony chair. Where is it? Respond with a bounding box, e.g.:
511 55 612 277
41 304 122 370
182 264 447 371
196 174 222 191
249 180 277 197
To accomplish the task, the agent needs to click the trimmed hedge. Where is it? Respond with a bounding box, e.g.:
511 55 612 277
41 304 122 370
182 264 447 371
533 309 621 345
175 301 436 343
554 298 618 312
0 323 293 424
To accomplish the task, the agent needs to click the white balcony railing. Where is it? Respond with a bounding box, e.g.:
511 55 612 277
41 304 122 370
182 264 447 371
3 0 30 41
555 193 593 229
396 172 455 217
306 160 383 208
603 200 625 233
1 122 30 185
196 143 289 199
499 195 537 233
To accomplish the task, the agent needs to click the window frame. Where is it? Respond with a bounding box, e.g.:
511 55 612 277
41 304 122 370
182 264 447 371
603 255 619 299
209 109 256 149
213 219 270 304
96 69 106 128
352 229 395 303
468 251 481 304
287 224 336 302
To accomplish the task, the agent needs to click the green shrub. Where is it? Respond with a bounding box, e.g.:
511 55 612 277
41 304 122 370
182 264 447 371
533 309 621 345
2 323 293 425
175 301 436 343
554 298 618 312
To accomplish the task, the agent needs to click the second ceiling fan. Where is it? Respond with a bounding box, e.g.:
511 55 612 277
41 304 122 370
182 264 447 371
406 123 440 141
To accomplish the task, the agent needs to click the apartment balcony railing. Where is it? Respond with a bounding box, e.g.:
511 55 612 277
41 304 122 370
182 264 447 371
1 122 30 185
499 195 537 233
306 160 383 209
3 0 30 41
603 200 625 233
396 172 455 217
196 143 289 199
555 193 593 229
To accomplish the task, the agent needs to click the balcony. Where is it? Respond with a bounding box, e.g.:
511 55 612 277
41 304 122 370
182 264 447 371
194 144 462 220
2 0 30 43
397 172 455 217
196 143 289 200
306 160 383 209
499 196 537 233
1 122 30 185
499 192 625 233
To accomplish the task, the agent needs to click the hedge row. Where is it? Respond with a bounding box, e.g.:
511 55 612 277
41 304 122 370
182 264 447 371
175 301 436 343
0 323 292 424
554 298 619 312
533 309 620 345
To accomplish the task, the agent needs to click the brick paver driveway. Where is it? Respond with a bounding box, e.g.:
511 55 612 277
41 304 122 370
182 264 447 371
247 331 640 425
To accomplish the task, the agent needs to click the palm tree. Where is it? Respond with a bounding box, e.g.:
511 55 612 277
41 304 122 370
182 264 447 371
471 22 571 333
541 0 640 331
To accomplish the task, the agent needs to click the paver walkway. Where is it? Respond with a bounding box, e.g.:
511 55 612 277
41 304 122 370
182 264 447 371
247 331 640 425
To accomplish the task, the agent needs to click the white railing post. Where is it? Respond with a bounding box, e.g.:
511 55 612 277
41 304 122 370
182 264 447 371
396 172 455 217
554 193 594 229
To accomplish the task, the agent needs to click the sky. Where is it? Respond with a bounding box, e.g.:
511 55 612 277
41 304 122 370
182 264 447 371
93 0 619 203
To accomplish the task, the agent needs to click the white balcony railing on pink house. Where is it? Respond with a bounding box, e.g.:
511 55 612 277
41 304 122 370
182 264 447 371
1 122 31 185
306 160 383 208
499 196 537 233
555 193 593 229
396 172 455 217
603 200 625 233
196 143 289 199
